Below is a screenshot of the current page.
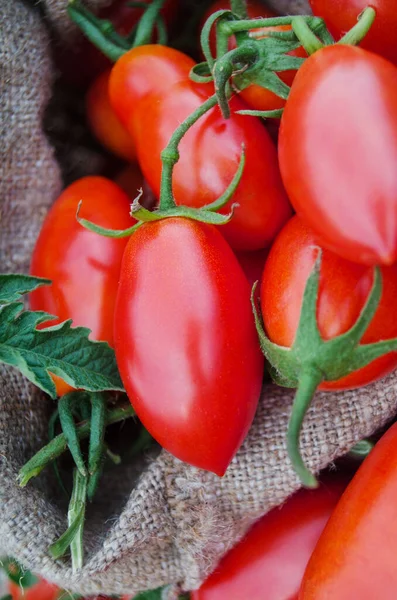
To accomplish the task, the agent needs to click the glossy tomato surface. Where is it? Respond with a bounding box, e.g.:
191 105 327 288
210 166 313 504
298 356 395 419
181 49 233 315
109 45 291 251
279 45 397 265
86 70 135 162
310 0 397 65
9 578 59 600
260 216 397 390
114 218 264 475
30 177 134 396
192 477 347 600
300 423 397 599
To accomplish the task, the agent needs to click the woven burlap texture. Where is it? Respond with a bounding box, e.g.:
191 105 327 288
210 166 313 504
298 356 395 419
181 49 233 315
1 0 397 596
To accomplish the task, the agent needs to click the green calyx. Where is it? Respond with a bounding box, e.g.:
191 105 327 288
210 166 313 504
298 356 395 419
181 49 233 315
252 254 397 488
67 0 167 61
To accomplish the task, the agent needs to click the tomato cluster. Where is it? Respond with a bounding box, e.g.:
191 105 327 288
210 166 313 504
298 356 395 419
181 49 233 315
25 0 397 597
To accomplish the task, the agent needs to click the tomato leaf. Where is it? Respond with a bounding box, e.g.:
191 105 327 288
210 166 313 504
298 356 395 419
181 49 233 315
0 274 51 305
0 303 124 398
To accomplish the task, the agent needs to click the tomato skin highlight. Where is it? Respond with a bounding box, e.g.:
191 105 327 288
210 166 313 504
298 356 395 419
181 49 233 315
192 477 347 600
114 218 264 475
279 45 397 266
9 578 59 600
86 70 136 162
310 0 397 66
109 45 292 251
261 216 397 390
300 422 397 600
30 176 135 396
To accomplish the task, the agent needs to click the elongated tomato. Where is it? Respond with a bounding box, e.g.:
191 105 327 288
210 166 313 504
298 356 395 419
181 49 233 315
300 423 397 599
279 45 397 265
114 218 264 475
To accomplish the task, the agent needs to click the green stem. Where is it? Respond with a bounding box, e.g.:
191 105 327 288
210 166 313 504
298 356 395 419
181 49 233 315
338 7 376 46
58 392 87 476
287 366 323 488
18 405 135 487
227 15 324 33
230 0 248 19
88 392 106 476
158 94 219 211
133 0 166 47
292 16 324 55
68 469 87 572
347 439 374 460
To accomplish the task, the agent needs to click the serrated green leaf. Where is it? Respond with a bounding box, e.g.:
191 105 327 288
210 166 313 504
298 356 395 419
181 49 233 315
0 274 51 305
0 303 124 398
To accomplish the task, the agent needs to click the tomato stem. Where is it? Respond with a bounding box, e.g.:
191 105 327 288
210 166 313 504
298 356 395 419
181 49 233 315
287 367 323 488
159 94 219 211
18 404 135 487
226 15 324 33
291 16 324 55
338 7 376 47
132 0 166 47
68 469 87 572
230 0 248 19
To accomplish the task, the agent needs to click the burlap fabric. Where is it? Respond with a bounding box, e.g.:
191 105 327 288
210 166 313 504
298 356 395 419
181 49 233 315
2 0 397 596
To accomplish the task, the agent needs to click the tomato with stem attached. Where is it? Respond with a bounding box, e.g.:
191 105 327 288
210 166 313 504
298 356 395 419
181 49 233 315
30 176 136 396
109 45 292 251
86 70 136 162
279 43 397 266
114 217 264 475
258 216 397 486
192 476 347 600
300 422 397 599
310 0 397 66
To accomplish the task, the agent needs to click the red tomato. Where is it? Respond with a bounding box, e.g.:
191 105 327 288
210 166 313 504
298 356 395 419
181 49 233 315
261 216 397 390
109 45 292 251
86 70 135 162
300 422 397 599
114 218 264 475
30 177 135 396
279 45 397 266
192 477 347 600
310 0 397 66
9 578 59 600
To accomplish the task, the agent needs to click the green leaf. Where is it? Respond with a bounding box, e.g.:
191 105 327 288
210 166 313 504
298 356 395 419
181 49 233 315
0 274 51 305
0 303 124 398
0 557 38 588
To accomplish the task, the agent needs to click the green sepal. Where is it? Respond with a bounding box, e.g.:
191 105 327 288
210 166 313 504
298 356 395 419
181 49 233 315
189 62 213 84
131 202 238 227
132 0 166 47
0 303 123 398
347 438 374 460
77 201 142 238
200 9 234 69
236 108 284 118
1 558 38 589
0 274 51 305
252 256 397 487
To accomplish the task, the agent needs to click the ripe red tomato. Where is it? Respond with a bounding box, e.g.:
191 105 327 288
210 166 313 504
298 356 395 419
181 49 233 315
300 422 397 599
86 70 136 162
30 176 135 396
8 577 59 600
279 45 397 266
260 216 397 390
109 45 292 251
114 217 264 475
192 477 347 600
310 0 397 66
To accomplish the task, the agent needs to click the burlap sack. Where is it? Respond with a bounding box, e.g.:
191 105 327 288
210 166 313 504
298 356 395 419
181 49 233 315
1 0 397 596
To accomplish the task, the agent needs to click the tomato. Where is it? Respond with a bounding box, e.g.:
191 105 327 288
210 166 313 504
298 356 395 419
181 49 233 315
8 577 59 600
300 422 397 599
86 70 135 162
30 177 135 396
57 0 179 89
202 2 306 111
310 0 397 66
279 45 397 265
260 216 397 390
192 477 347 600
109 45 292 251
114 218 264 475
